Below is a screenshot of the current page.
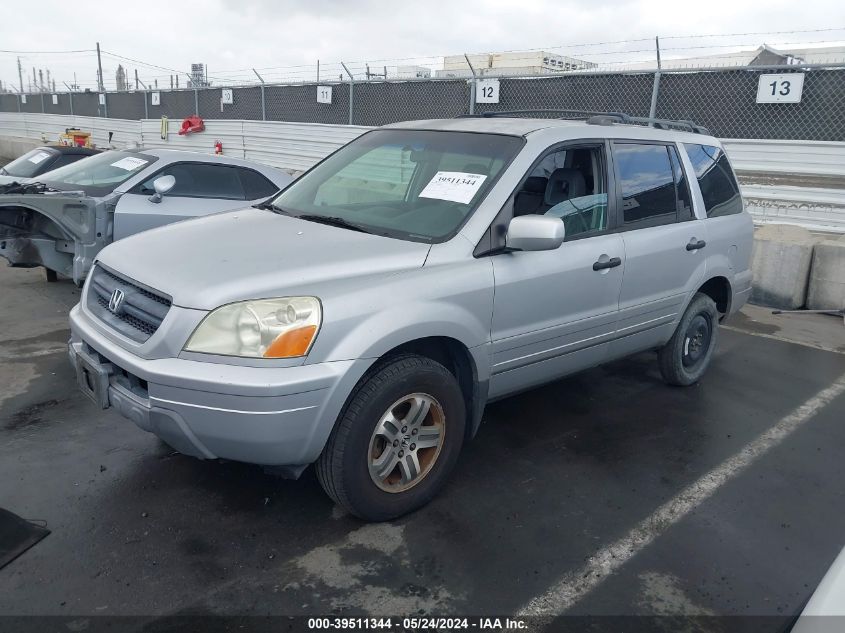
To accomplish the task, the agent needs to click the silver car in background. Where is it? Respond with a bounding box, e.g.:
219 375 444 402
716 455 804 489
68 115 753 521
0 148 293 284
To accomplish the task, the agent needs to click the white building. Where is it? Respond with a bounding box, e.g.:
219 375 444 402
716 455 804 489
436 51 596 78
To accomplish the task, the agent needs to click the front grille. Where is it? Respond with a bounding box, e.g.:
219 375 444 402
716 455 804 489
86 265 172 343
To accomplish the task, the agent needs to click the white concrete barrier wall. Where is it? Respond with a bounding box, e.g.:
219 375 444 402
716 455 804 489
1 113 843 231
722 139 845 177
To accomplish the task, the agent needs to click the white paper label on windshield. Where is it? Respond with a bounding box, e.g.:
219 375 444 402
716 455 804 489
110 156 148 171
419 171 487 204
28 151 52 165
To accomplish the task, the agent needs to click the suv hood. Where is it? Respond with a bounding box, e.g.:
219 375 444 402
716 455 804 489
96 208 432 310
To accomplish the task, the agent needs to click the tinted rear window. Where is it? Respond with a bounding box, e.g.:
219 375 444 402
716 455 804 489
684 144 743 217
614 143 677 227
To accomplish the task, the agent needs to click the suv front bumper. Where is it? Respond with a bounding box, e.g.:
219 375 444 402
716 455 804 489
69 304 370 467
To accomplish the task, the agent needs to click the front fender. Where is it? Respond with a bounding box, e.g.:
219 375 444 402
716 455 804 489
307 260 496 380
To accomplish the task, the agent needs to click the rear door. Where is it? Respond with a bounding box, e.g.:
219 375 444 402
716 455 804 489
608 141 707 358
113 162 260 240
489 141 625 398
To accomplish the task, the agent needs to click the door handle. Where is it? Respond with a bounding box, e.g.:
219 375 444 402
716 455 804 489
592 256 622 271
686 239 707 251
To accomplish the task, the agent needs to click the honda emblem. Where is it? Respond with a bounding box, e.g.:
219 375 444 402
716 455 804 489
108 288 125 314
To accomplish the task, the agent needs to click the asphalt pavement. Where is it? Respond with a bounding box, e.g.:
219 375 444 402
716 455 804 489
0 264 843 625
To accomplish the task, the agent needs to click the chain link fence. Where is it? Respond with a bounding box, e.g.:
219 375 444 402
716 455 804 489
1 64 844 140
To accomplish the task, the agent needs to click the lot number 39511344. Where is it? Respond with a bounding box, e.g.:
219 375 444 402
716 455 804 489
756 73 805 104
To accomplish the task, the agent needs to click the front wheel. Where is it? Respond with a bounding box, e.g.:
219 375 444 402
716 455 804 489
657 292 719 386
316 354 465 521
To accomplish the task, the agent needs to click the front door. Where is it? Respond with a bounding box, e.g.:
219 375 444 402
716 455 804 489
488 142 625 398
113 162 252 240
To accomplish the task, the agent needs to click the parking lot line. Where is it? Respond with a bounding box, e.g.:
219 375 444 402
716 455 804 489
517 373 845 619
721 325 845 356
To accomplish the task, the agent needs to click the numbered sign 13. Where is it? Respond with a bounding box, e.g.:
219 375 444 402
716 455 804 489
756 73 804 104
476 78 500 104
317 86 332 104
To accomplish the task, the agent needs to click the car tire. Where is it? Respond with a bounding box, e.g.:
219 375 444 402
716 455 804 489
657 292 719 387
316 354 466 521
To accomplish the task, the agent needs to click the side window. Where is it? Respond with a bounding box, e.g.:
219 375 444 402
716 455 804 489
614 143 677 228
668 146 694 221
683 143 743 217
238 168 279 199
512 145 608 240
137 163 245 200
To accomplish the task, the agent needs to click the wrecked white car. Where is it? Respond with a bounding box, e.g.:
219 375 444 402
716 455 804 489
0 149 294 284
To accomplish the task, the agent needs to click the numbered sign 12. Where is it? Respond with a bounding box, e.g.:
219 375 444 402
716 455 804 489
317 86 332 104
756 73 804 104
476 78 500 104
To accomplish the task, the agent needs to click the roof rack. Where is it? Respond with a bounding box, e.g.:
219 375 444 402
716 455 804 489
459 108 630 120
584 113 710 135
458 109 710 135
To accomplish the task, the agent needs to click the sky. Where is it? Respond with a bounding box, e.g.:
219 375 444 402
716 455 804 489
1 0 844 91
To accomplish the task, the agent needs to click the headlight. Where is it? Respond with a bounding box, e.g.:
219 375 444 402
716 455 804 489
184 297 321 358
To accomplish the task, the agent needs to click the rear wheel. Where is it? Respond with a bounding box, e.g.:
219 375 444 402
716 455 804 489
658 292 719 386
316 354 465 521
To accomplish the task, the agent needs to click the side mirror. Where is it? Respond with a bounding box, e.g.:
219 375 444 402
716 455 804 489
505 215 566 252
148 175 176 203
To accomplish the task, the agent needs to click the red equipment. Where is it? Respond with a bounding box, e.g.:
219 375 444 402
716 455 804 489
214 140 223 155
178 115 205 135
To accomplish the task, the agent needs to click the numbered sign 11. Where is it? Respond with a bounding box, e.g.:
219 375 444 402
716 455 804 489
756 73 804 104
317 86 332 104
476 78 500 104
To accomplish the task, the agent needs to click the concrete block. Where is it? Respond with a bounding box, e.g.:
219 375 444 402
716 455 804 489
807 234 845 310
750 224 816 309
0 136 40 161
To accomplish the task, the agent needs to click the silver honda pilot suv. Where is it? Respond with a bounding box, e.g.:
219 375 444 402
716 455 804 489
69 115 753 521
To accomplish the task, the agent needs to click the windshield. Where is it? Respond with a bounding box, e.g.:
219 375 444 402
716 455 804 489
271 129 523 242
1 148 59 178
40 150 158 193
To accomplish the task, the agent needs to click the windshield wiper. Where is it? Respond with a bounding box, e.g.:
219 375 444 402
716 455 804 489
252 201 291 215
296 214 373 234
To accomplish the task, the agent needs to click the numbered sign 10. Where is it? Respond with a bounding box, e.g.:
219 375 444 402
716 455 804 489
317 86 332 104
221 88 234 105
476 78 500 104
756 73 804 104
